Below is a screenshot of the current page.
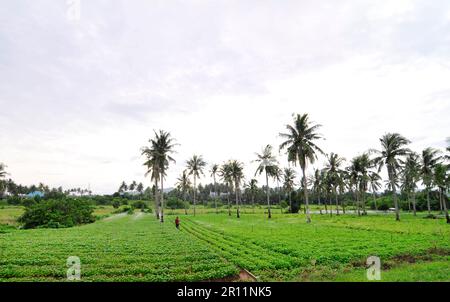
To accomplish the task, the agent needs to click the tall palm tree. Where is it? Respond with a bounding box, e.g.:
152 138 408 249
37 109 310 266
147 130 177 223
368 171 382 211
0 163 7 199
142 149 161 219
186 155 207 216
254 145 278 219
228 160 244 218
372 133 411 221
279 113 324 223
219 162 233 216
324 153 345 215
176 171 191 215
246 179 258 213
210 164 219 214
272 166 283 208
312 169 323 214
421 148 441 214
434 163 449 223
283 168 296 213
401 152 421 216
354 153 372 215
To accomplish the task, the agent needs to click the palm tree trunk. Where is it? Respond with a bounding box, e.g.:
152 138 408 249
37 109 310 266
334 187 339 215
362 192 366 215
160 177 164 223
356 190 360 216
329 196 333 217
289 191 292 214
426 188 431 214
214 177 218 214
184 191 188 215
252 194 255 214
441 189 449 224
439 190 443 214
373 192 378 211
227 185 231 216
389 172 400 221
154 179 160 220
318 192 322 215
235 180 240 218
301 166 311 223
266 172 271 219
341 198 346 214
193 176 196 216
412 191 417 216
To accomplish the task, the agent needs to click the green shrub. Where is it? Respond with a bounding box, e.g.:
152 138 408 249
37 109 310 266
18 199 95 229
166 197 186 209
131 200 148 210
6 196 21 205
112 199 121 209
22 198 36 208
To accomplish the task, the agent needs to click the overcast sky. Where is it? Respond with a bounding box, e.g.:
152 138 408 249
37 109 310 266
1 0 449 194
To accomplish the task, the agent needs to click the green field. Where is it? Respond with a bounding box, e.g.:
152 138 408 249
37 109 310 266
0 207 449 282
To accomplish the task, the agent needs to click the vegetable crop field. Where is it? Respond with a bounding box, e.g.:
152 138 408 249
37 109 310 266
0 208 449 282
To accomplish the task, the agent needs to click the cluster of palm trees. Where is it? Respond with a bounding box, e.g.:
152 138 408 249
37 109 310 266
142 114 449 224
141 130 177 223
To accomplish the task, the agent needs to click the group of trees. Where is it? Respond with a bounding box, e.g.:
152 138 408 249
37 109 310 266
116 181 145 197
143 114 449 224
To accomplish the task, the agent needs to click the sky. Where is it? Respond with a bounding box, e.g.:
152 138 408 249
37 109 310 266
1 0 449 194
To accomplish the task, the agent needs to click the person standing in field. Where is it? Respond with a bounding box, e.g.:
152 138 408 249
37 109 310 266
175 216 180 230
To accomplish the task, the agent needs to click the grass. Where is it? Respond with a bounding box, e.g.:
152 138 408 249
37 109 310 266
0 206 448 282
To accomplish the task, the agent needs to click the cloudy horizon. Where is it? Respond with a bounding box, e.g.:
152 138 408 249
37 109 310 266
1 0 449 194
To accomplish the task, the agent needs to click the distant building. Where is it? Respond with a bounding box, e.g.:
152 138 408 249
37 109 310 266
27 191 44 198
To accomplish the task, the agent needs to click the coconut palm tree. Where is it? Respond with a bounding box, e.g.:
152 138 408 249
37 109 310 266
324 153 345 215
421 148 442 214
279 113 324 223
176 171 191 215
186 155 207 216
283 168 296 213
210 164 219 214
146 130 177 223
434 163 449 223
368 171 382 211
401 152 421 215
372 133 411 221
228 160 244 218
272 166 283 208
0 163 7 199
254 145 278 219
246 179 258 213
354 153 373 215
312 169 323 214
219 162 233 216
142 149 161 219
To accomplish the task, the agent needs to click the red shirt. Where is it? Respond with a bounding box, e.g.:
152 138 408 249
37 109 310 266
175 218 180 225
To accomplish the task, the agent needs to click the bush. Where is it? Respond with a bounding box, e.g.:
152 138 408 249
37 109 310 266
166 197 187 209
112 199 121 209
6 196 22 205
18 199 95 229
22 198 36 208
131 200 148 210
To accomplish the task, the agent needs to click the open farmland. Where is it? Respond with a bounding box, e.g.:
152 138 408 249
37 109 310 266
0 209 448 282
0 212 238 281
